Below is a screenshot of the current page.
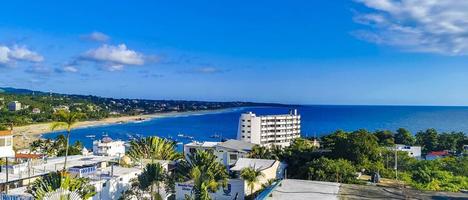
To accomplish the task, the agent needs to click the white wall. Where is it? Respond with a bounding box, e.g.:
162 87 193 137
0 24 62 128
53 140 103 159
176 179 245 200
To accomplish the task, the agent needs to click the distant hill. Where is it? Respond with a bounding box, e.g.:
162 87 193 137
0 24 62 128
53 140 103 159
0 87 284 126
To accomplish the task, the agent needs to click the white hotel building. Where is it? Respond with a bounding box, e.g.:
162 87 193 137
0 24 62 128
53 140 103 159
237 109 301 147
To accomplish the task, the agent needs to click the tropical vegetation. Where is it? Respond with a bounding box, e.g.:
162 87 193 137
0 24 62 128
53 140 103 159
240 167 264 199
127 136 182 162
248 128 468 192
176 150 229 200
27 171 96 200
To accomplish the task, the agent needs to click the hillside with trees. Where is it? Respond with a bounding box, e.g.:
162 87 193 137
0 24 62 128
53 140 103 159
0 87 279 129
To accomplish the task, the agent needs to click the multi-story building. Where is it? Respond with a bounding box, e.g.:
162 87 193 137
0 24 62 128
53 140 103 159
7 101 21 111
92 137 125 157
237 109 301 147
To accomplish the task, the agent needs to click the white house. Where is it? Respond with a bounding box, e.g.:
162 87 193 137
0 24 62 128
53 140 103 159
93 137 125 157
394 145 422 158
230 158 285 195
0 130 15 158
7 101 21 111
237 110 301 147
175 179 245 200
183 141 219 158
215 139 256 167
183 140 256 167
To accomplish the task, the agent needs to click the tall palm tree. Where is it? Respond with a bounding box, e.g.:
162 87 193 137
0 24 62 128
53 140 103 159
127 136 181 162
50 110 84 171
138 163 167 200
240 167 264 198
177 150 228 200
28 171 96 200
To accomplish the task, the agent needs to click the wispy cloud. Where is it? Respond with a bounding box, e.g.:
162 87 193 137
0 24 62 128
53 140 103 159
79 44 145 71
180 67 229 74
0 45 43 66
55 66 79 73
24 64 52 76
80 31 110 42
353 0 468 55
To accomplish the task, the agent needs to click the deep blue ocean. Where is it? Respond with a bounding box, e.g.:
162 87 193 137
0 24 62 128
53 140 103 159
44 105 468 149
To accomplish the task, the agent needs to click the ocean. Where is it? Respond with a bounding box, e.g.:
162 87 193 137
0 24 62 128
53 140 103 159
43 105 468 149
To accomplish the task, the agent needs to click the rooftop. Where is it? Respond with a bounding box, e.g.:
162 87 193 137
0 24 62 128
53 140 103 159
185 141 219 148
263 179 340 200
230 158 276 171
217 139 255 152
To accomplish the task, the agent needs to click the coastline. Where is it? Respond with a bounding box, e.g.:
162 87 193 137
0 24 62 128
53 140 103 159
12 107 242 149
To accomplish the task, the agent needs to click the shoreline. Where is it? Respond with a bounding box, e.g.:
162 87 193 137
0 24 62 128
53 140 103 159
12 107 243 149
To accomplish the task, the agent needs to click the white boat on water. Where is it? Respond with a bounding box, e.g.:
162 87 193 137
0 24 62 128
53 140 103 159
85 135 96 138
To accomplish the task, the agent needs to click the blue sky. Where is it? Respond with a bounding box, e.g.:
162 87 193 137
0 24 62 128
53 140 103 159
1 0 468 105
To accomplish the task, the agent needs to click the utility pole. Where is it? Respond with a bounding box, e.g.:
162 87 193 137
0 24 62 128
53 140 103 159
394 145 398 181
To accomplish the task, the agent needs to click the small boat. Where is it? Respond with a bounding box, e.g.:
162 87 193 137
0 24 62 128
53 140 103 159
102 133 109 137
209 134 221 138
85 135 96 138
177 133 185 137
176 142 183 145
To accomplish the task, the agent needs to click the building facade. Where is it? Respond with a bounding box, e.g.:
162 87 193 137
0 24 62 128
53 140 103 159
7 101 21 111
92 137 125 157
237 109 301 147
0 130 15 158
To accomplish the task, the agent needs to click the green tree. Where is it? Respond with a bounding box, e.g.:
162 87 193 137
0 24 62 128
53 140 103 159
138 163 167 200
127 136 181 162
374 130 395 146
334 129 381 165
28 171 96 200
177 150 228 200
240 167 264 198
248 145 270 159
416 129 439 153
394 128 415 146
437 132 465 152
50 110 84 171
306 157 356 183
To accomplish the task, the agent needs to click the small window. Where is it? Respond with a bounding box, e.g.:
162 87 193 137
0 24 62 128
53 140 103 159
229 154 238 160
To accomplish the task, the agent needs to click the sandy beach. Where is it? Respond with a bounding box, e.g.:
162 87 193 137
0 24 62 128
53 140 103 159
12 108 235 149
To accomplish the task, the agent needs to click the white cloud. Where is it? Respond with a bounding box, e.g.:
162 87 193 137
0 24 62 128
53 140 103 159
55 66 79 73
182 67 228 74
63 66 78 73
354 0 468 55
81 31 110 42
80 44 145 71
0 45 43 65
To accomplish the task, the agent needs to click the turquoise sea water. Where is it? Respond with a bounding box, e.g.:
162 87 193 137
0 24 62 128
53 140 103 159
44 105 468 148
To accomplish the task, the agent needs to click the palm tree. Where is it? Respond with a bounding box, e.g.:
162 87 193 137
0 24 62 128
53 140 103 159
50 110 84 171
28 171 96 200
177 150 228 200
240 167 264 198
248 145 270 159
138 163 167 200
127 136 181 163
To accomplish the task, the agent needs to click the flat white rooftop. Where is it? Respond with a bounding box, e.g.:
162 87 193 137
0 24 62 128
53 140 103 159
266 179 340 200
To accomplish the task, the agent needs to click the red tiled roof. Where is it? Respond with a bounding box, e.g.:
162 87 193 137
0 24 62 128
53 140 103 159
427 150 449 156
15 153 44 159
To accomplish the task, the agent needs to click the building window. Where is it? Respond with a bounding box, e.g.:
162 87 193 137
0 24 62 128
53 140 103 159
189 148 196 154
0 138 5 147
229 154 238 161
